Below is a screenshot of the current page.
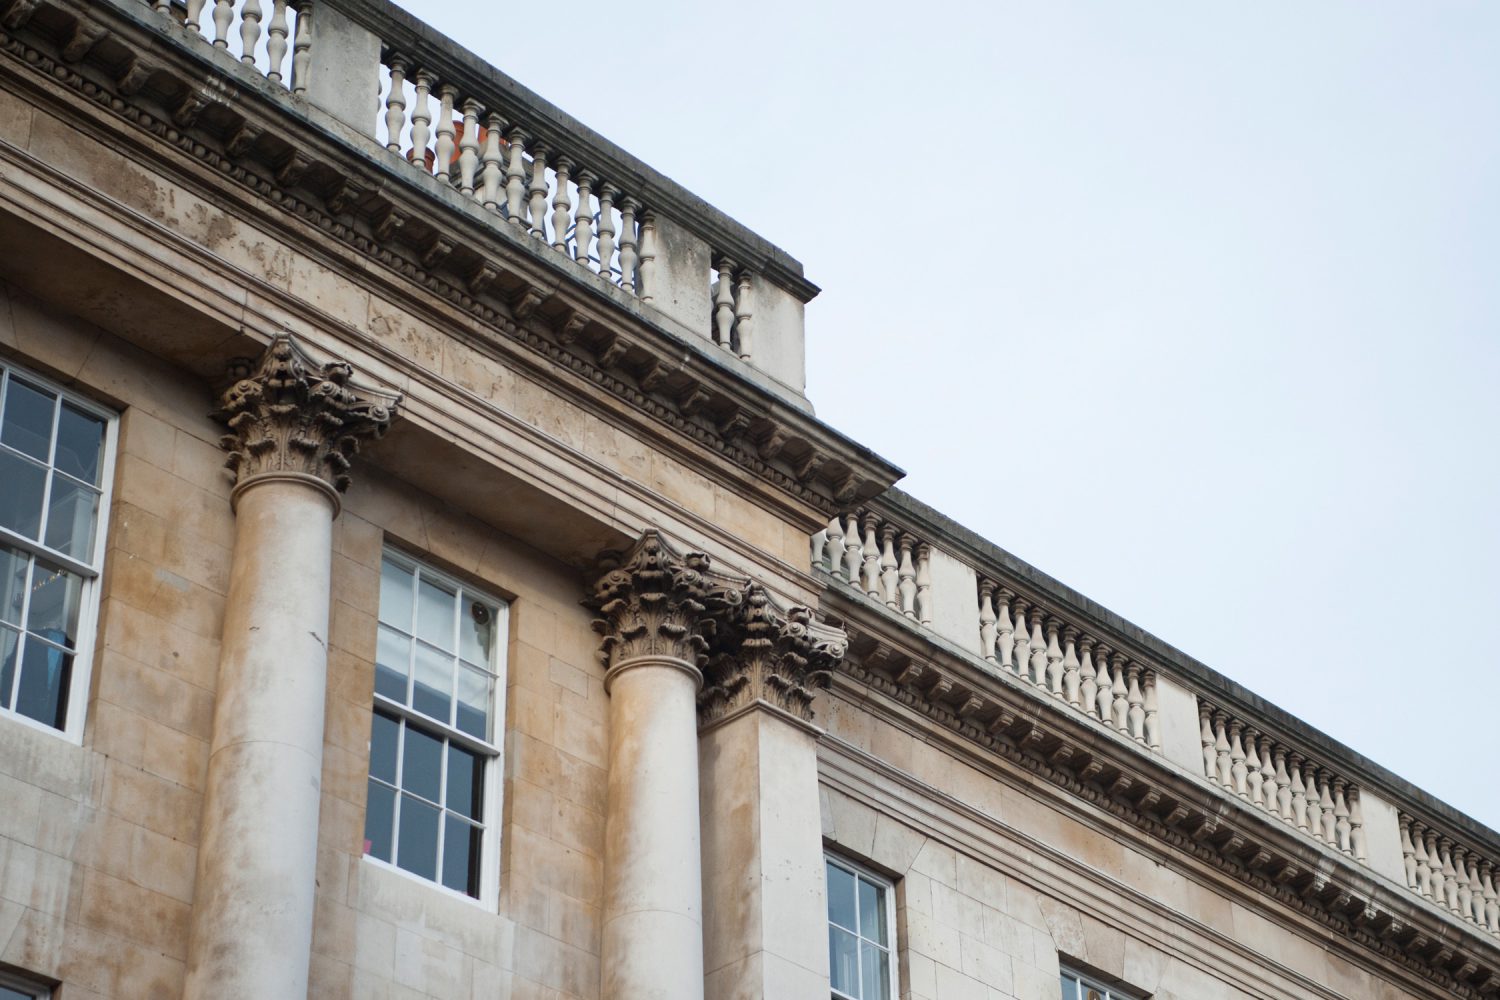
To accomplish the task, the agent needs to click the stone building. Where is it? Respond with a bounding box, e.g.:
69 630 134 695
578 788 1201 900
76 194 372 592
0 0 1494 998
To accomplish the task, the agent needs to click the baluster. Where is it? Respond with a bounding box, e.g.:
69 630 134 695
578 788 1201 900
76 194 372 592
1126 665 1145 743
266 0 290 82
879 527 899 609
1332 779 1351 855
978 580 998 664
289 0 311 94
1110 652 1130 733
1273 745 1292 821
1211 711 1231 787
1144 672 1161 751
573 171 596 263
1424 829 1444 904
212 0 233 46
1441 838 1461 913
826 516 845 580
809 531 826 572
618 198 641 293
1062 627 1081 707
1289 752 1307 827
596 184 619 278
1304 763 1323 842
433 87 457 185
480 115 505 211
1258 736 1276 812
859 513 881 598
1318 772 1337 846
915 544 933 628
1412 821 1433 897
1455 846 1473 921
408 71 433 169
1468 856 1486 925
457 99 481 197
1028 609 1048 688
503 127 528 224
383 59 408 153
1094 643 1113 722
550 157 573 251
896 534 917 618
185 0 205 33
529 146 552 241
1481 861 1500 932
1044 618 1064 697
637 211 657 300
1079 637 1098 716
712 258 737 348
1199 703 1216 777
733 270 753 360
996 591 1015 673
1244 728 1263 807
1400 815 1419 889
1012 601 1032 677
842 514 863 588
240 0 263 65
1228 721 1247 798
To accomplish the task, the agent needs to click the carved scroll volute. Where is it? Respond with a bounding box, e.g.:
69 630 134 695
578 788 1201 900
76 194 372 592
216 334 399 509
699 582 849 728
586 531 746 681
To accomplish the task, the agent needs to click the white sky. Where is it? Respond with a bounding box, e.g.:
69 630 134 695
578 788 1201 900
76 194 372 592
420 1 1500 828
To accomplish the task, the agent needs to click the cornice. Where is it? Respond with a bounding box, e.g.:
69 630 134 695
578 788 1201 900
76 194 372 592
821 584 1500 998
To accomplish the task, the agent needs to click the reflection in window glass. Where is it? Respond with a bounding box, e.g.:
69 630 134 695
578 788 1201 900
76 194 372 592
826 855 894 1000
1059 967 1140 1000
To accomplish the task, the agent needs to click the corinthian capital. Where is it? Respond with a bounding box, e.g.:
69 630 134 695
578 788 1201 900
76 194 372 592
586 531 745 681
699 583 847 728
217 335 399 506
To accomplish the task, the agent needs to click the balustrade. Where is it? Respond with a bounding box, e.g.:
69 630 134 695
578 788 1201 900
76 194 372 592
1399 813 1500 937
811 511 932 627
145 0 311 91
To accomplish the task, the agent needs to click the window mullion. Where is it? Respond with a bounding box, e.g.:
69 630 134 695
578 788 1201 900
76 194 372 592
0 526 98 580
436 732 449 881
391 717 406 868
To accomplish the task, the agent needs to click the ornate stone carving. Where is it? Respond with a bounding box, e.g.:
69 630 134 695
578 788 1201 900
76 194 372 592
699 583 847 726
216 335 399 502
586 531 744 674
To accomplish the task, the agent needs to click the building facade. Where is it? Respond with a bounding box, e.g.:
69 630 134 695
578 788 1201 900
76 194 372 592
0 1 1495 999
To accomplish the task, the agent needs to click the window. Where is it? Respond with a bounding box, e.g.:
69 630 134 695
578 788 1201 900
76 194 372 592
1060 966 1140 1000
0 966 52 998
0 363 113 736
363 550 507 903
826 854 896 1000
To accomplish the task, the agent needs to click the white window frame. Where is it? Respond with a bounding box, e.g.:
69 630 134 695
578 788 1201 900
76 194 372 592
362 547 508 911
0 359 117 743
825 852 899 1000
1060 964 1142 1000
0 966 53 998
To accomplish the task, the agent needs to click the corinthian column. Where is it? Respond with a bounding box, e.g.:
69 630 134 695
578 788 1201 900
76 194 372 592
183 336 396 1000
698 584 847 1000
587 532 744 1000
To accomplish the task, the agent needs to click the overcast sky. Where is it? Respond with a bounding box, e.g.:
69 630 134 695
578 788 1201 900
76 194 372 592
419 2 1500 828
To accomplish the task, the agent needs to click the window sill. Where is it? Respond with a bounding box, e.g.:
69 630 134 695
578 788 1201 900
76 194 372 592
359 852 499 915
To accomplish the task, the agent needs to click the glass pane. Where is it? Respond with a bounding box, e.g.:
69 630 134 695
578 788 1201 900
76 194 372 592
1084 989 1104 1000
828 926 859 996
14 636 69 729
0 544 26 625
826 861 857 930
0 625 18 710
374 626 410 703
858 876 886 943
401 725 443 803
54 402 105 485
368 710 399 784
27 562 81 647
44 476 98 561
416 577 455 650
1059 974 1080 1000
442 814 481 896
860 940 890 1000
0 450 45 540
378 557 414 633
455 664 490 740
459 597 494 666
0 985 34 1000
364 778 395 862
1 378 55 461
412 642 453 723
446 744 482 819
396 794 439 880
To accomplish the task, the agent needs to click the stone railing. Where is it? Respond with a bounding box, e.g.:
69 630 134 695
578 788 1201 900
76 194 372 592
1401 813 1500 937
1198 702 1367 864
811 512 933 627
144 0 310 89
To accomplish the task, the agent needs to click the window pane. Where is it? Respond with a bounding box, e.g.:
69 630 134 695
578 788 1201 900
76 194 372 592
364 778 395 862
858 876 886 943
396 794 439 880
0 625 18 710
860 940 890 1000
378 558 413 633
15 637 69 729
44 477 99 561
26 562 81 647
412 642 453 723
0 545 26 625
442 814 481 896
1 378 55 461
0 986 37 1000
455 664 490 740
416 577 455 650
1060 974 1080 1000
446 743 482 820
368 710 399 784
826 861 857 931
401 725 443 803
0 450 45 540
828 926 859 996
374 626 410 703
459 597 494 666
54 403 104 485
